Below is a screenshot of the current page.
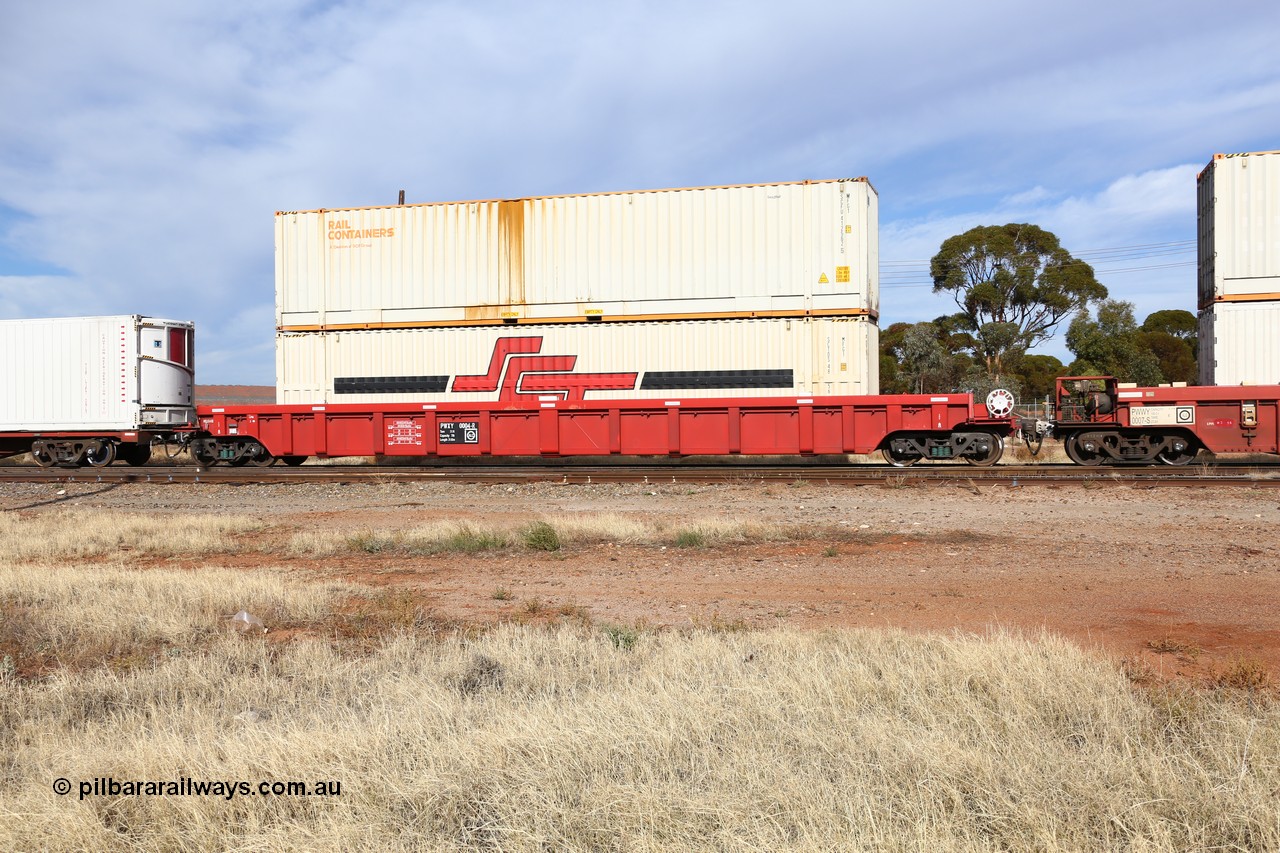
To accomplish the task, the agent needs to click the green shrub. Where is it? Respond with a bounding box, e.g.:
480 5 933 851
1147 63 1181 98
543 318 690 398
522 521 561 552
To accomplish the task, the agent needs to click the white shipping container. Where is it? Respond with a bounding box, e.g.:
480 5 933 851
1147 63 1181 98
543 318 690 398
0 315 195 431
276 317 878 404
1198 150 1280 305
276 179 878 328
1198 301 1280 386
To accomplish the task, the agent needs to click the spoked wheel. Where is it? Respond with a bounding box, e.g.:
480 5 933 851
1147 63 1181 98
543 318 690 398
881 447 922 468
280 455 308 467
30 443 56 468
83 440 116 468
1064 435 1107 466
963 433 1004 467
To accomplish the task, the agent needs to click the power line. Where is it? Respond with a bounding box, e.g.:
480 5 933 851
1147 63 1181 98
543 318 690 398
879 239 1196 289
880 239 1195 266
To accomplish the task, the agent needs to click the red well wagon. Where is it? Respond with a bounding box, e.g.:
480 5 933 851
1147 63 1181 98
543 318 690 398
192 392 1017 468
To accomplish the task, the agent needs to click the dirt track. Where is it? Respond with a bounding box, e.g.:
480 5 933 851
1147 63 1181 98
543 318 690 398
3 478 1278 684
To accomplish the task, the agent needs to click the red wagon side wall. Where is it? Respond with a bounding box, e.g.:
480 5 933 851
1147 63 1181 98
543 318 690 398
197 394 998 461
1114 385 1280 455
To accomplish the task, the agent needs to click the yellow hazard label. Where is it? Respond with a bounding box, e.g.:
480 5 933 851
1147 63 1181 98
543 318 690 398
836 266 850 283
818 273 829 284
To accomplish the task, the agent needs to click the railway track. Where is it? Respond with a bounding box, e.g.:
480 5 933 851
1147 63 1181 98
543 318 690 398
2 462 1279 487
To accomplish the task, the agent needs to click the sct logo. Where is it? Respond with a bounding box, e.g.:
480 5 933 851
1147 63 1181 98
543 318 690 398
452 337 638 402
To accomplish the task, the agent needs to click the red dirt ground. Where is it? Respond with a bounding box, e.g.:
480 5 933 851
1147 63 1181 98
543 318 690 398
5 478 1279 686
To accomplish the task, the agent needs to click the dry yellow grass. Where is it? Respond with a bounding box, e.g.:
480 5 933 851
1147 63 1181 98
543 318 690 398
4 508 1279 850
2 556 1279 850
0 562 360 675
0 510 261 562
289 514 830 557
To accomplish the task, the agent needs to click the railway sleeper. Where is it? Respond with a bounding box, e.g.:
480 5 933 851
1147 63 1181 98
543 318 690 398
881 430 1004 467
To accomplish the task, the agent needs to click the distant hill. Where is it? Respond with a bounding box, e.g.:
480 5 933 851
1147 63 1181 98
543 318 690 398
195 385 275 405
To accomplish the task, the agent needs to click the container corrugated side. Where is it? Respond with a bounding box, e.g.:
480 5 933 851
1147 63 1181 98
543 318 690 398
0 315 196 431
1198 300 1280 386
276 179 877 329
1198 150 1280 306
276 317 878 404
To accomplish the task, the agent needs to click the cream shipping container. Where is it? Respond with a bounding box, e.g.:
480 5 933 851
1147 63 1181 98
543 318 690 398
0 315 195 431
276 179 878 330
1197 150 1280 307
1198 302 1280 386
276 316 878 405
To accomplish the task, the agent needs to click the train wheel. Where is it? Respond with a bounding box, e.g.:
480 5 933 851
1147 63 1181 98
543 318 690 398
1064 435 1106 466
192 445 218 467
881 447 921 467
963 434 1004 467
30 444 56 468
1157 446 1198 466
120 443 153 466
280 455 308 466
84 440 116 468
246 450 276 467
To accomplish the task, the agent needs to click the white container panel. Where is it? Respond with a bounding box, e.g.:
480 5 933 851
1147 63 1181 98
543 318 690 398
276 317 878 405
1198 301 1280 386
1198 150 1280 304
276 179 877 327
0 315 195 431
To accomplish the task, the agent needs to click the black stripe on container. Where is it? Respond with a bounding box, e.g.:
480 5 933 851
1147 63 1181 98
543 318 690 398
334 376 450 394
639 369 794 390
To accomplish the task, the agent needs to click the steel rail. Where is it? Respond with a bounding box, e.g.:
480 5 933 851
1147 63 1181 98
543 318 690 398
1 462 1278 487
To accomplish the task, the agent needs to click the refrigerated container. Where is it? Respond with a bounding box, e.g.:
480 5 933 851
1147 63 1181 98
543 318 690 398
0 314 195 431
1198 150 1280 306
1198 301 1280 386
276 179 878 329
276 316 878 404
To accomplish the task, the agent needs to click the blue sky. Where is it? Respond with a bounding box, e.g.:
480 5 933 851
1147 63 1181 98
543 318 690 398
1 1 1277 384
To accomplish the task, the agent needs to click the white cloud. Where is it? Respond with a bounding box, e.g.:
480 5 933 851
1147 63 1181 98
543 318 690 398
880 164 1204 363
0 1 1277 381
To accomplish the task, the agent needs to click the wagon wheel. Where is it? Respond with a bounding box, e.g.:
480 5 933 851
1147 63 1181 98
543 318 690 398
1064 434 1106 466
881 446 922 468
83 440 116 468
245 449 276 467
30 444 56 468
192 444 218 467
963 433 1004 467
120 442 153 466
1157 444 1198 466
